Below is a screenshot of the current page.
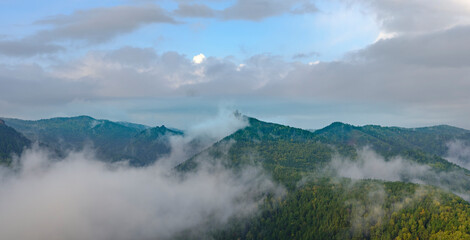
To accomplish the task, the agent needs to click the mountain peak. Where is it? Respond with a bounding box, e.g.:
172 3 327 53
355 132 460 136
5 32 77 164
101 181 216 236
316 121 355 132
329 121 348 127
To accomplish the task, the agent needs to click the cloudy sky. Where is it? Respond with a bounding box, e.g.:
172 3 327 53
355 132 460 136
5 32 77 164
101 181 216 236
1 0 470 129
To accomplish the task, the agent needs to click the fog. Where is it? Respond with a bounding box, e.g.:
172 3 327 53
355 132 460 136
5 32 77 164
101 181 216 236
0 111 281 240
329 147 470 201
445 139 470 170
330 148 430 182
158 109 248 168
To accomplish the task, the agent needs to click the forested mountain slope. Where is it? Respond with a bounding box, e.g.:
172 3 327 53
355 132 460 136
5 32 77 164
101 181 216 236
216 179 470 240
0 119 31 165
3 114 470 239
1 116 182 165
124 125 183 165
178 116 470 189
176 116 470 239
314 122 470 169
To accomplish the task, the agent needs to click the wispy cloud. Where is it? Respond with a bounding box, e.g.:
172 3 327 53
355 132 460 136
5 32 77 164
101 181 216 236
157 108 249 168
173 0 318 20
0 5 177 57
445 139 470 170
328 148 470 200
174 3 215 18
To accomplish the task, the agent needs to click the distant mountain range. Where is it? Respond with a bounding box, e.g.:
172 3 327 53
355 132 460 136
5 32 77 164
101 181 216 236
0 119 31 165
178 117 470 180
1 116 183 166
2 114 470 239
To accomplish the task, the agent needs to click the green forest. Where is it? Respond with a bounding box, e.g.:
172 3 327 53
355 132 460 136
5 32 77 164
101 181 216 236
3 115 470 239
177 116 470 239
215 179 470 240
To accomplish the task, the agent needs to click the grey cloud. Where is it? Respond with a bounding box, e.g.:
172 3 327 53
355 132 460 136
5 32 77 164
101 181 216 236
0 1 319 58
33 5 177 44
3 20 470 127
45 50 192 98
0 39 466 106
259 25 470 108
49 49 289 98
345 0 470 33
0 64 94 105
0 39 64 57
174 3 215 18
173 0 318 20
104 46 158 67
0 5 176 57
350 25 470 67
290 1 318 14
221 0 318 21
265 60 470 107
221 0 293 21
179 54 291 97
292 51 320 59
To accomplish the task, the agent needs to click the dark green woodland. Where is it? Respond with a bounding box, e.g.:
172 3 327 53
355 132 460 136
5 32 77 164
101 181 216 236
2 115 470 239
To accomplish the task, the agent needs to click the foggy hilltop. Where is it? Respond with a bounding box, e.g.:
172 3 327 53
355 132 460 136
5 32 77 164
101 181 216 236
3 0 470 239
1 112 470 239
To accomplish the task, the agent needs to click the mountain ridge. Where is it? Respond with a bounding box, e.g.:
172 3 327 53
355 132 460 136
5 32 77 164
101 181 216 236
0 115 184 165
0 121 31 165
3 115 470 239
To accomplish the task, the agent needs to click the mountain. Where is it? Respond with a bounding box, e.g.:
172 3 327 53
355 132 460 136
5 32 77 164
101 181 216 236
179 117 329 166
116 121 150 131
124 125 183 165
2 116 142 161
1 116 183 165
0 119 31 165
3 114 470 238
215 179 470 240
315 122 470 164
172 116 470 239
178 116 470 188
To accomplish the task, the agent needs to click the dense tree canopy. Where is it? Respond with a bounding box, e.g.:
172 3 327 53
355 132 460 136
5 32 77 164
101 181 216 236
4 115 470 239
215 180 470 240
0 120 30 165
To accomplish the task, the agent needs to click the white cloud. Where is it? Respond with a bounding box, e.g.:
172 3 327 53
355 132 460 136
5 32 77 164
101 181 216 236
445 140 470 170
0 144 282 240
156 108 249 168
329 148 470 200
374 31 397 42
192 53 206 64
236 63 245 71
330 148 430 182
